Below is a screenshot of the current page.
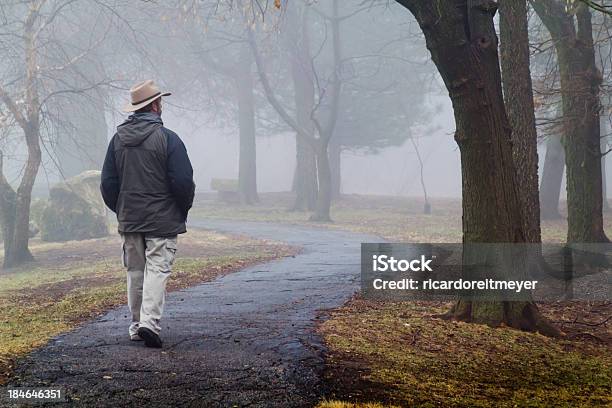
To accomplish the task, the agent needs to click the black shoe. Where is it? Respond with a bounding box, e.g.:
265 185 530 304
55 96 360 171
137 327 163 348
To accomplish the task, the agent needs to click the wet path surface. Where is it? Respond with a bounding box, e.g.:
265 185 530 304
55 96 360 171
4 220 380 407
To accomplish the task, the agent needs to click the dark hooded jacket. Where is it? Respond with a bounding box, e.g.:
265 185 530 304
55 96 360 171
100 112 195 236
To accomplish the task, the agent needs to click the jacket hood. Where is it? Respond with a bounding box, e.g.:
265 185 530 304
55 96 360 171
116 112 163 147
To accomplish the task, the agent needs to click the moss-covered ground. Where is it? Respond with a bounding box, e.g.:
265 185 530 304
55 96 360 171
317 299 610 407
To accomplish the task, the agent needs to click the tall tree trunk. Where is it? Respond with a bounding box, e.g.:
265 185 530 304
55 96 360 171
540 135 565 219
603 153 609 212
601 118 610 212
499 0 541 243
329 136 341 199
11 127 40 267
0 0 41 268
396 0 556 334
293 137 318 211
290 60 317 211
602 152 609 211
236 44 259 204
310 141 333 221
287 4 317 211
1 128 40 268
0 152 17 268
534 0 608 243
309 0 342 222
562 6 607 242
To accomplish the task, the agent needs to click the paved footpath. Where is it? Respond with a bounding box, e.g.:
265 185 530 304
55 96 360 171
3 220 380 407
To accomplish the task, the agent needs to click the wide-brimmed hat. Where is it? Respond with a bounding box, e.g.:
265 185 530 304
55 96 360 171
122 80 171 112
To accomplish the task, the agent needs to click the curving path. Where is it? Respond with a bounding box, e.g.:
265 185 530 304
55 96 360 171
3 220 380 407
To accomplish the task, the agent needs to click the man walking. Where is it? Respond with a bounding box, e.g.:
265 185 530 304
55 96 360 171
101 80 195 348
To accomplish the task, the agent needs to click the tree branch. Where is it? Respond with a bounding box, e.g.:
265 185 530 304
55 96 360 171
246 22 315 147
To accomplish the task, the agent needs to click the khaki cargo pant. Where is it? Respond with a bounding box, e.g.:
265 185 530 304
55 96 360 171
121 233 177 336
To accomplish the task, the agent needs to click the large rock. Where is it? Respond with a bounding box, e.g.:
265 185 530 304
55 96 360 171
40 170 108 242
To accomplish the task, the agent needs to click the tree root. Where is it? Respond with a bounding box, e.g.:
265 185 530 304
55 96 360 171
438 300 562 338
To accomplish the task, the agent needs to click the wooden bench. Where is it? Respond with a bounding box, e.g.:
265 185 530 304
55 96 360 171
210 178 240 203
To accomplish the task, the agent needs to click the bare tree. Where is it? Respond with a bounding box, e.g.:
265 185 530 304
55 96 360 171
533 0 609 243
248 0 342 221
0 0 116 267
284 2 317 211
499 0 542 243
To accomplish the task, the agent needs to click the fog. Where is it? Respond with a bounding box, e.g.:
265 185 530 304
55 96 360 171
0 0 608 205
155 90 462 197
